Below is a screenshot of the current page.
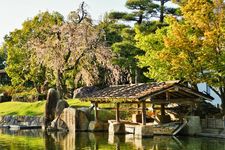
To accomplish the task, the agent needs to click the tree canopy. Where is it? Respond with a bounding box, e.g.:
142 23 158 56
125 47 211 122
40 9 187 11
136 0 225 111
2 4 123 97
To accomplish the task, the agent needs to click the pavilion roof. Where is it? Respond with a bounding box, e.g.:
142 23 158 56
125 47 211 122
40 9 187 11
80 81 214 103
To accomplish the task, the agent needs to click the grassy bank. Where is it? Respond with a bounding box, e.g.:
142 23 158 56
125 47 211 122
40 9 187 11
0 99 91 116
0 100 134 121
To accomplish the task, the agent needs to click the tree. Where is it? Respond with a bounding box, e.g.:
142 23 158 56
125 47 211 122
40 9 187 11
3 11 64 92
109 0 159 24
107 0 160 84
136 0 225 112
3 2 123 98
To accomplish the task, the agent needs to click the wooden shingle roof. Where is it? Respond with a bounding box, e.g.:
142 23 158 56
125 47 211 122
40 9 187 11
80 81 214 103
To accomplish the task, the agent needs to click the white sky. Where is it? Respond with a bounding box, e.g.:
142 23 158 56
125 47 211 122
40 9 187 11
0 0 128 44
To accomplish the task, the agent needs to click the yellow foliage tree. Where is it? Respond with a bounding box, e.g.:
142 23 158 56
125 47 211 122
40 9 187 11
136 0 225 112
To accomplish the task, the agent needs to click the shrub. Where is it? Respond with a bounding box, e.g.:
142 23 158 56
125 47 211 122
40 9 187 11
12 88 39 102
0 85 14 96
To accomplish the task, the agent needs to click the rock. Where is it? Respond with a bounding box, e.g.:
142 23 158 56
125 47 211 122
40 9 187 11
4 116 12 123
8 118 18 125
44 88 59 129
50 118 68 131
31 120 38 126
55 100 69 117
60 108 76 132
0 116 3 122
76 110 89 131
0 115 44 128
88 121 106 131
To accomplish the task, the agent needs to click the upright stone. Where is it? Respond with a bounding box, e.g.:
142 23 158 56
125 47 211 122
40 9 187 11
76 110 89 131
44 88 59 129
60 108 76 132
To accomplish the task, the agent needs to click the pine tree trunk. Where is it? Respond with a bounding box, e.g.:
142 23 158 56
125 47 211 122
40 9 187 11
135 67 140 84
160 0 165 23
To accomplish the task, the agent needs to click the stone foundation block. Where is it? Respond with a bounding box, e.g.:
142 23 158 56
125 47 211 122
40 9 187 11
109 122 125 134
135 125 153 138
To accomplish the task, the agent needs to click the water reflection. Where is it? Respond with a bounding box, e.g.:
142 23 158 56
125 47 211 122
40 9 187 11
0 128 225 150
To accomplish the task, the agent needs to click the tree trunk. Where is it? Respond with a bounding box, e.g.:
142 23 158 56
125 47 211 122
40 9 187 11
160 0 165 23
219 87 225 114
135 67 140 84
56 70 64 99
210 85 224 114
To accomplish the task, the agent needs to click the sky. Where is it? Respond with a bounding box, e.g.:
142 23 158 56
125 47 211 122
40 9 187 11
0 0 128 44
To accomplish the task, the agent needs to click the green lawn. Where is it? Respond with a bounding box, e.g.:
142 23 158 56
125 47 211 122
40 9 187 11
0 99 133 121
0 99 91 116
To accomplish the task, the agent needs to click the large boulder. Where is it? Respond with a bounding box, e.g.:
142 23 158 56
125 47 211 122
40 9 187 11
76 110 90 131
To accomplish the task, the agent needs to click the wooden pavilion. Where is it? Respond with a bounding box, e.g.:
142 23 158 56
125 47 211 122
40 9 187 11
81 81 213 126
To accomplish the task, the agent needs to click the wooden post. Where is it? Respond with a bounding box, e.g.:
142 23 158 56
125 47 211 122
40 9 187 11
160 104 165 116
160 104 165 124
166 92 169 101
94 102 98 121
142 101 146 125
116 103 120 123
137 103 140 114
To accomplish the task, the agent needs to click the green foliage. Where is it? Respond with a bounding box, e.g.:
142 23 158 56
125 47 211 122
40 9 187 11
105 0 178 83
98 15 127 45
2 6 122 98
0 85 14 95
12 88 38 102
136 0 225 111
4 11 64 88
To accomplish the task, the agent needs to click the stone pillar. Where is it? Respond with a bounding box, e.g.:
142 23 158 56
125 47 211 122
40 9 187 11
135 125 153 138
142 101 146 125
60 108 76 132
108 122 125 135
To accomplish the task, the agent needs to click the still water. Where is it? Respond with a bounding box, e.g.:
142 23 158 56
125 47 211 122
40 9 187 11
0 129 225 150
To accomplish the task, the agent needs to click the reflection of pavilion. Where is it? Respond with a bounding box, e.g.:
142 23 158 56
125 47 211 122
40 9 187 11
108 134 183 150
81 81 213 136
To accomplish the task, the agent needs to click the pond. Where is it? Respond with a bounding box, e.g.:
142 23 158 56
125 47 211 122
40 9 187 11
0 129 225 150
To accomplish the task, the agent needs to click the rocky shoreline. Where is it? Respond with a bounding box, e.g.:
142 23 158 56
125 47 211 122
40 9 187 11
0 115 43 129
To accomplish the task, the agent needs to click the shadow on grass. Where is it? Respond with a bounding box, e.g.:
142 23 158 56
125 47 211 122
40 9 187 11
25 111 38 116
7 112 18 115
